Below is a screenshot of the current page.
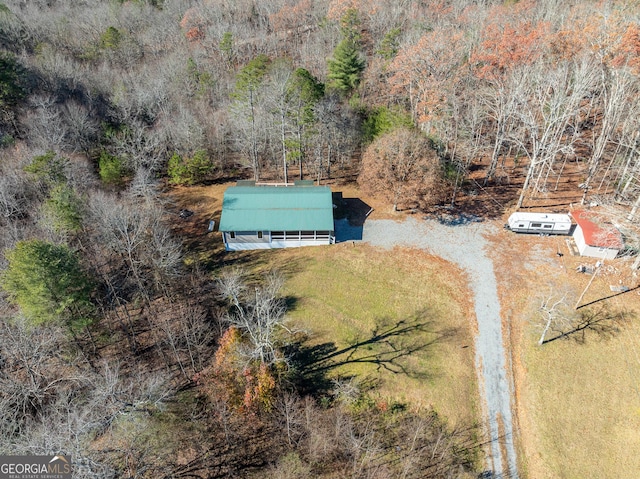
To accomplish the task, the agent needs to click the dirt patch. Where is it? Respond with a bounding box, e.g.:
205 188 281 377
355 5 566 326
460 154 597 217
488 224 640 479
162 183 232 268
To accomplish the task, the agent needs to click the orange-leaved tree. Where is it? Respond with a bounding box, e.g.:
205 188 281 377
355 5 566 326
470 18 550 81
389 27 467 132
269 0 314 33
199 326 246 409
612 23 640 74
358 128 443 212
242 363 277 411
199 326 279 413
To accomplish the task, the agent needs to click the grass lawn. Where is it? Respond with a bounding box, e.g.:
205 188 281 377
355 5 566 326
169 182 640 478
494 231 640 479
517 284 640 479
167 181 479 425
265 243 478 426
521 317 640 479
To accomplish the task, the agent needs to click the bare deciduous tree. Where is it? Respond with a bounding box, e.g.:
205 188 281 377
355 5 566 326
512 58 596 208
22 95 68 151
537 291 569 345
111 120 166 173
313 93 360 181
0 317 70 437
62 101 98 155
0 166 34 222
217 269 290 366
273 391 306 447
88 192 182 298
536 290 631 345
126 166 160 204
263 59 294 183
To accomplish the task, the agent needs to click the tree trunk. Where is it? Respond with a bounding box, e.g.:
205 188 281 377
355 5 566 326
281 110 288 184
538 317 553 345
249 90 259 182
485 130 503 186
298 128 304 180
517 160 536 209
628 190 640 221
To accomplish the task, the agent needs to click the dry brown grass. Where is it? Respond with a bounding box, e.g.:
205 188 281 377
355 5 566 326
165 182 479 426
279 243 478 425
166 180 640 478
491 226 640 479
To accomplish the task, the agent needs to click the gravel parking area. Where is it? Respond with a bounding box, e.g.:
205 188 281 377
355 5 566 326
362 216 518 479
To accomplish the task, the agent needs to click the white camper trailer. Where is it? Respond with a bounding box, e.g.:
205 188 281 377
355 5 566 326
506 212 572 235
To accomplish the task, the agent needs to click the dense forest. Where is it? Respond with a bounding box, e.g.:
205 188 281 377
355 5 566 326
1 0 639 477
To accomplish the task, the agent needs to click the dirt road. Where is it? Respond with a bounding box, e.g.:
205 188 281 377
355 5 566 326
362 216 518 479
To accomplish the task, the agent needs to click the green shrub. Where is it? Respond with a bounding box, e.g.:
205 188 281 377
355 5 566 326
43 184 84 234
376 27 402 60
0 240 94 331
100 26 122 50
187 57 215 96
219 32 234 66
167 150 214 185
98 151 129 186
24 151 68 184
363 106 413 143
167 153 188 185
0 133 14 147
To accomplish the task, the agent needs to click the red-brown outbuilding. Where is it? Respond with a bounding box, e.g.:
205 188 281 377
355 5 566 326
569 209 623 260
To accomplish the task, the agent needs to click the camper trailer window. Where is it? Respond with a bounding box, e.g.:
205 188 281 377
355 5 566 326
531 223 542 227
519 224 525 227
543 224 552 228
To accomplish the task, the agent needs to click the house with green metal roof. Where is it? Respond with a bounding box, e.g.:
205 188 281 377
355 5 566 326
219 182 335 251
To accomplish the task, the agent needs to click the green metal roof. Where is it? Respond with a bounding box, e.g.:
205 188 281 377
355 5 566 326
219 185 334 232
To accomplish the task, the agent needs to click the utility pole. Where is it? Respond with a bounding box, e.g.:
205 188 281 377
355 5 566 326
574 261 602 309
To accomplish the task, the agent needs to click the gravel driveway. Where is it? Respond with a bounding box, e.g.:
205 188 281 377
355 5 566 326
362 216 518 479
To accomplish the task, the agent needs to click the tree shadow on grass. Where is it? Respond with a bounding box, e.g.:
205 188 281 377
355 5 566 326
196 248 307 281
285 311 459 396
577 285 640 310
542 304 633 345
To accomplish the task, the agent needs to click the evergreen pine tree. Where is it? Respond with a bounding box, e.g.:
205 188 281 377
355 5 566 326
231 54 272 180
327 39 365 95
1 240 94 331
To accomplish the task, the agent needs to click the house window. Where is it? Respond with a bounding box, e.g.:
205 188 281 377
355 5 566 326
257 231 263 239
229 232 236 239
